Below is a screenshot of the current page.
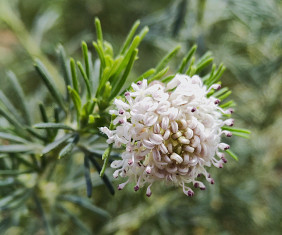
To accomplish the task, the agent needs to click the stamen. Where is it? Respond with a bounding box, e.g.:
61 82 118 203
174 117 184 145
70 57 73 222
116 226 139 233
113 170 120 178
216 151 225 158
149 133 163 145
118 180 129 190
189 156 198 166
154 123 161 134
142 139 155 149
146 166 152 174
170 153 183 164
224 119 234 126
134 176 142 191
182 183 194 196
183 154 190 164
152 149 161 161
146 184 152 197
183 145 194 153
160 143 168 154
218 143 230 150
179 119 188 129
178 136 190 145
111 160 124 168
161 116 169 130
221 157 227 163
167 143 173 153
178 167 189 174
187 190 194 197
163 129 171 140
187 118 197 129
208 84 221 91
184 128 193 139
222 130 232 137
164 155 172 163
172 131 182 139
171 121 179 133
217 107 233 114
191 136 200 147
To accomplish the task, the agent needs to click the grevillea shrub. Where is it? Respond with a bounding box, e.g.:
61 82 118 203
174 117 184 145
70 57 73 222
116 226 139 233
0 19 249 231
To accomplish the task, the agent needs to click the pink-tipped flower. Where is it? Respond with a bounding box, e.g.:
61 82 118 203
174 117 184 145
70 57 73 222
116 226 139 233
100 74 235 197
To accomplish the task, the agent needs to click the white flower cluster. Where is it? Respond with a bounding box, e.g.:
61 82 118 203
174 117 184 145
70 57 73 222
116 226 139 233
100 74 234 197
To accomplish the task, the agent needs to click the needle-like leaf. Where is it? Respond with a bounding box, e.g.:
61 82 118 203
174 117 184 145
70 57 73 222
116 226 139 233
34 59 67 112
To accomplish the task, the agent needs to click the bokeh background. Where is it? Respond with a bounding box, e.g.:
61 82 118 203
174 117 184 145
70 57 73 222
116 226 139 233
0 0 281 234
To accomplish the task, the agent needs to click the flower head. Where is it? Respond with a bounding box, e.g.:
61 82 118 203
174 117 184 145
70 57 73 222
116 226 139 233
101 74 234 197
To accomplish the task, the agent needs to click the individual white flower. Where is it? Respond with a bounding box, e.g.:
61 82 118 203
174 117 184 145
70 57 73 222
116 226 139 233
100 74 234 197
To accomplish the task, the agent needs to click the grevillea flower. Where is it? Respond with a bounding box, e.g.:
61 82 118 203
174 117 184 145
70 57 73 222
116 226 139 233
100 74 235 197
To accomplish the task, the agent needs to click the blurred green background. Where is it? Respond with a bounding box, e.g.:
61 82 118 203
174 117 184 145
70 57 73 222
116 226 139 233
0 0 281 234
